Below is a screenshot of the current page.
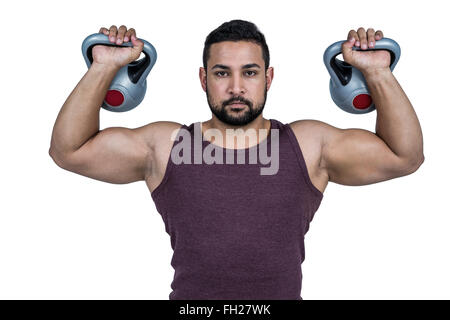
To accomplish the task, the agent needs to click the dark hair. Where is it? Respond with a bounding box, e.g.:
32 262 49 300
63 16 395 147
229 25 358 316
202 19 270 72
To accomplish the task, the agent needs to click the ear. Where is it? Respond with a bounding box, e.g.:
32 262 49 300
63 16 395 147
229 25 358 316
266 66 274 90
199 67 207 92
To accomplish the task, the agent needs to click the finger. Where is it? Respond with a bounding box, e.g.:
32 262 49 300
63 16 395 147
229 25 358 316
367 28 376 48
109 25 118 43
349 29 360 47
124 27 135 43
99 27 109 35
342 35 356 63
116 25 127 45
357 27 368 49
347 29 358 43
131 33 143 47
375 30 384 40
130 34 144 60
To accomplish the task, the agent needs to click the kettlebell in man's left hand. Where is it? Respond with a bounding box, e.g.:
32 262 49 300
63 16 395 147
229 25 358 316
323 37 400 114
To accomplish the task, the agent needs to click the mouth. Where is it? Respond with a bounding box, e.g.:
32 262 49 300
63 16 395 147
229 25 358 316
228 102 247 108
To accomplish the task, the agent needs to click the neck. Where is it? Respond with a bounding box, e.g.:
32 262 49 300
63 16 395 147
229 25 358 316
201 116 271 149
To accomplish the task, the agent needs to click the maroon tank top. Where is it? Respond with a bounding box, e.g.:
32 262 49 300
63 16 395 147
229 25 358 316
151 118 323 300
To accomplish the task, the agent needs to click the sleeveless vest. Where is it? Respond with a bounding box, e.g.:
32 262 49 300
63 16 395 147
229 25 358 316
151 118 323 300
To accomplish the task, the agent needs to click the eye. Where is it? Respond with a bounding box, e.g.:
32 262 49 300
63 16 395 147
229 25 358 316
245 70 257 76
215 71 228 77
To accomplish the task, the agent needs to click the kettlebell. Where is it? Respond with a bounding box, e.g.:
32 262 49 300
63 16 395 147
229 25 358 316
323 37 401 114
81 33 157 112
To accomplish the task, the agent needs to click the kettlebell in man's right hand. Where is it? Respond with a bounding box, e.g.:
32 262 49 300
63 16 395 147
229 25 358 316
323 37 401 114
81 33 157 112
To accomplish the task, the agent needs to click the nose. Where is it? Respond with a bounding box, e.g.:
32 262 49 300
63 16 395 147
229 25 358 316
227 73 246 95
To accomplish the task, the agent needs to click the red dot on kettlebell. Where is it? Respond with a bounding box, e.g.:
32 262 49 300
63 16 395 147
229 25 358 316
105 90 124 107
352 94 372 109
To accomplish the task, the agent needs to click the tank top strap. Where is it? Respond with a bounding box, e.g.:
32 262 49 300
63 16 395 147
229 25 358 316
280 120 324 199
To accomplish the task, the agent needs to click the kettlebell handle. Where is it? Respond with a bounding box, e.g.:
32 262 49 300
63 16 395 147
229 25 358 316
81 33 157 86
323 37 401 86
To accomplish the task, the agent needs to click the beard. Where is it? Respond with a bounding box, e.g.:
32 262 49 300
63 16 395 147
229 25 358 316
206 82 267 126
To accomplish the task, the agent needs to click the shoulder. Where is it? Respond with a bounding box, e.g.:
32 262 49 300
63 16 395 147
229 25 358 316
134 121 183 169
285 119 332 192
134 121 184 183
288 119 343 146
133 121 184 150
287 119 328 145
287 119 337 170
288 118 329 132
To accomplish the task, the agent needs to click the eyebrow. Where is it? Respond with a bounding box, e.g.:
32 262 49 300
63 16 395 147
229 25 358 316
211 63 261 70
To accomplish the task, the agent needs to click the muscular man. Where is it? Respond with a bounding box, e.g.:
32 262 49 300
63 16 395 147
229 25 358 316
49 20 424 300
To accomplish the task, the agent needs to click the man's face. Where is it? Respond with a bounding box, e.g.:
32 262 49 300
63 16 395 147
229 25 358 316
200 41 274 126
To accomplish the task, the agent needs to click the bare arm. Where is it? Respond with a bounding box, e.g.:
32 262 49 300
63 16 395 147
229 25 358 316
49 60 149 183
50 121 181 184
365 68 424 165
310 28 425 185
318 69 424 186
320 121 420 186
314 28 424 186
49 25 175 184
50 62 119 156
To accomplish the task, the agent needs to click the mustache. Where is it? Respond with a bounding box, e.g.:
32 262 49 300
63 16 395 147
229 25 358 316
224 97 250 106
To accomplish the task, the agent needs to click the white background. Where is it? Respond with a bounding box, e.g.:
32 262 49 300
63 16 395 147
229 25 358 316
1 0 448 299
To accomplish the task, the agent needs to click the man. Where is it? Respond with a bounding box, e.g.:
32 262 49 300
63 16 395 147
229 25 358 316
49 20 424 300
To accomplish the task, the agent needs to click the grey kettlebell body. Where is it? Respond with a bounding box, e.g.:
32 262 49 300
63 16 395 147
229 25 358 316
323 38 401 114
81 33 157 112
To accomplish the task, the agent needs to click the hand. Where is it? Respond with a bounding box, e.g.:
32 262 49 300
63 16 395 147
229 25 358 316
341 27 391 74
93 25 144 69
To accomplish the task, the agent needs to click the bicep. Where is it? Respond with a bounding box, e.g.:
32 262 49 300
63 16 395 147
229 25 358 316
321 123 412 186
60 126 151 184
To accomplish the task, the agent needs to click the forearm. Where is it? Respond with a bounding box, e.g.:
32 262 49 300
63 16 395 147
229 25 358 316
49 62 119 156
363 68 424 165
